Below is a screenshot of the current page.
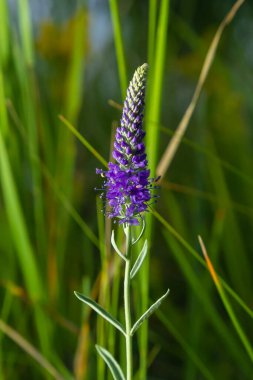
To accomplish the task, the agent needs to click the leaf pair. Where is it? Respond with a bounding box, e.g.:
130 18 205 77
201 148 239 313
75 285 169 380
111 230 148 279
77 288 170 380
75 287 170 338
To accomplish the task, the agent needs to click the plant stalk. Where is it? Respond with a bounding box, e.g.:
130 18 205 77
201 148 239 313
124 225 132 380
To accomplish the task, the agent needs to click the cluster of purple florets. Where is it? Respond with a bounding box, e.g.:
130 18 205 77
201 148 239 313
97 63 154 225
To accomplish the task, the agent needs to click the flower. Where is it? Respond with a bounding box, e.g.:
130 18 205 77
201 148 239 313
97 63 155 225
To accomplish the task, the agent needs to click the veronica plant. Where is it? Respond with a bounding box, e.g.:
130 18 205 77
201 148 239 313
75 64 169 380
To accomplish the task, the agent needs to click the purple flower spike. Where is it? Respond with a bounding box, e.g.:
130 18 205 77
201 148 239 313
97 63 156 225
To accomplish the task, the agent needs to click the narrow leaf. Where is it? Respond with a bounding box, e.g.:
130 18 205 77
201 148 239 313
96 345 126 380
111 230 126 261
132 218 146 245
199 236 253 362
152 209 253 320
130 240 148 279
74 292 125 336
108 0 128 99
131 288 170 336
59 115 108 168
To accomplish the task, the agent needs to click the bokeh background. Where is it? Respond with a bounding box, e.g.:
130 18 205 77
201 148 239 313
1 0 253 379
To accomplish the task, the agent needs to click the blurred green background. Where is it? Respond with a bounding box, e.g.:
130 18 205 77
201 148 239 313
0 0 253 379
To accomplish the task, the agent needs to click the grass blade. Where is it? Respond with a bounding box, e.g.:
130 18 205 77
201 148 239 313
64 10 87 119
0 133 42 301
164 233 251 374
138 2 170 377
0 0 9 65
157 0 245 177
156 310 215 380
199 236 253 362
0 70 8 136
0 319 65 380
59 115 108 167
146 0 170 176
109 0 128 100
147 0 158 68
18 0 34 65
152 208 253 319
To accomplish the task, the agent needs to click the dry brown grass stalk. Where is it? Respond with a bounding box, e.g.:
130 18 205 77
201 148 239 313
156 0 245 178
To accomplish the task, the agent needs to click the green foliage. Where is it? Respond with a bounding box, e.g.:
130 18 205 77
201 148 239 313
0 0 253 379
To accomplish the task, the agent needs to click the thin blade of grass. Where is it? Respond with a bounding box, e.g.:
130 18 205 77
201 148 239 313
146 0 170 176
199 236 253 362
157 0 245 177
109 0 128 100
1 12 54 358
0 68 52 355
42 163 100 249
54 9 88 282
0 0 9 66
0 319 65 380
18 0 34 66
0 131 42 302
161 191 211 380
160 125 253 189
11 30 47 259
64 10 87 119
59 115 108 167
6 102 100 249
147 0 158 68
156 310 215 380
73 277 91 380
96 196 109 379
0 71 8 136
138 2 170 378
0 131 53 354
152 209 253 319
164 235 252 374
207 140 252 299
161 179 253 220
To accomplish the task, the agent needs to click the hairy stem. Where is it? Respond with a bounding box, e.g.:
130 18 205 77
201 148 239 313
124 225 132 380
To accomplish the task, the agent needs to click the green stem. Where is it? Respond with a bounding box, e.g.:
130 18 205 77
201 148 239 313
124 225 132 380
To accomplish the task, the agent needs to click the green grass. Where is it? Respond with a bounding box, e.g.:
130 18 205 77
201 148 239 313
0 0 253 379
